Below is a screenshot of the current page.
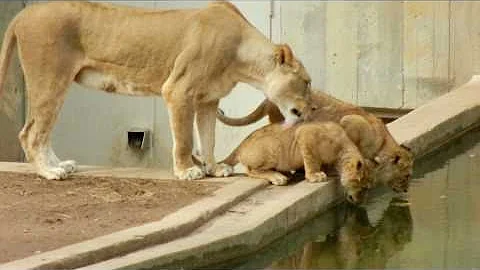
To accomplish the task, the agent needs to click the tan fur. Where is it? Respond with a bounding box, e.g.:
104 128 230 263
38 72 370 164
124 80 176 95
217 89 414 192
222 122 371 203
0 1 312 180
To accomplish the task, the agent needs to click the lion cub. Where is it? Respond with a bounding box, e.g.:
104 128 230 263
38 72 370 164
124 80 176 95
217 90 413 193
221 122 371 203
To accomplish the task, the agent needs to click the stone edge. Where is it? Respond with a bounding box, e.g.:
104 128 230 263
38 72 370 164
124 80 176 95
0 176 268 270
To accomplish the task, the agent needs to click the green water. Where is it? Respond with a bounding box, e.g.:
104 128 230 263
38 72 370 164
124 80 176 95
213 127 480 269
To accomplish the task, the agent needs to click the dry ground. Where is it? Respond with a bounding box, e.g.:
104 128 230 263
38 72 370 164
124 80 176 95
0 172 221 263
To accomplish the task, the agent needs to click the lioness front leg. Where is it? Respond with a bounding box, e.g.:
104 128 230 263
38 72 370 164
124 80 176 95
195 101 233 177
247 170 289 186
166 98 205 180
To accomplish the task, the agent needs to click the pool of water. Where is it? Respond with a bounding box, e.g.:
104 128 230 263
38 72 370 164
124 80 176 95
206 127 480 269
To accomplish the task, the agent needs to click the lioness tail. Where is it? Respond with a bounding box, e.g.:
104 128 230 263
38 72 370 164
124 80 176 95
0 16 17 99
216 99 269 126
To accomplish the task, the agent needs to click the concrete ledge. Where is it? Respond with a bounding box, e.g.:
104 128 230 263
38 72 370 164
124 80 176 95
0 170 267 270
77 180 343 270
388 75 480 157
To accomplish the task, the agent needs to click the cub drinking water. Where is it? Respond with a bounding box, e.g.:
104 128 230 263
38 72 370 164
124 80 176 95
220 122 372 203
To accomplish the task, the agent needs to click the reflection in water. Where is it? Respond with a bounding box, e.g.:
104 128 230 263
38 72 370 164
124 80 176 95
269 198 412 269
203 128 480 269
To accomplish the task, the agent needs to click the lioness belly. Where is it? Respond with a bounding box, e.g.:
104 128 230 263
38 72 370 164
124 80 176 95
75 68 157 96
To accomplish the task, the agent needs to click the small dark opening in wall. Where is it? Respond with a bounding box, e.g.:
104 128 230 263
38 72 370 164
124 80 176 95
127 129 150 150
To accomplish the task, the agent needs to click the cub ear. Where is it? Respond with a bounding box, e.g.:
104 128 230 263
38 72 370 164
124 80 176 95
275 44 294 66
356 160 363 170
400 144 412 153
393 155 401 164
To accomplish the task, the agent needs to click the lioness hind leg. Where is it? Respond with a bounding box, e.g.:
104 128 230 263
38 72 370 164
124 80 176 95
45 144 76 173
17 45 79 180
19 117 69 180
248 170 289 186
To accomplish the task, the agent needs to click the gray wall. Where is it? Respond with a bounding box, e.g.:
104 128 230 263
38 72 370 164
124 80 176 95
272 1 480 109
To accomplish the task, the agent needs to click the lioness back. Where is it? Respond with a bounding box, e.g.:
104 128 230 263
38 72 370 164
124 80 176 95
15 1 248 90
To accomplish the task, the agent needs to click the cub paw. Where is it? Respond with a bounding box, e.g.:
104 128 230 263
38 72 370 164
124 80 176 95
212 163 234 177
175 166 206 181
306 171 328 183
269 173 289 186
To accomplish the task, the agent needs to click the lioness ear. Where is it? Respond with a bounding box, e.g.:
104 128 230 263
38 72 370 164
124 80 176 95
275 44 294 66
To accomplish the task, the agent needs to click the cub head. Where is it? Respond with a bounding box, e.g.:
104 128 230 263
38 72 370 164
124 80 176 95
373 144 414 193
264 44 312 126
340 156 373 204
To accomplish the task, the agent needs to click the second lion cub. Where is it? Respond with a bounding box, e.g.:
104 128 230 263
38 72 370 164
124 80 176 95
221 122 371 203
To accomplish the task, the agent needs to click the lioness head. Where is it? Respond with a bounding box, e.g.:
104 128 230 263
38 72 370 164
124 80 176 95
340 157 373 204
373 144 414 193
264 44 312 126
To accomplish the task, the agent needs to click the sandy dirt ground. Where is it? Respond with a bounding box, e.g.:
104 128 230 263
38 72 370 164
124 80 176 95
0 172 221 263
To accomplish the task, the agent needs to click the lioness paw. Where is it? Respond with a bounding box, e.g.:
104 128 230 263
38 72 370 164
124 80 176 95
213 163 234 177
269 173 289 186
59 160 77 174
306 172 328 183
39 167 68 181
176 166 206 181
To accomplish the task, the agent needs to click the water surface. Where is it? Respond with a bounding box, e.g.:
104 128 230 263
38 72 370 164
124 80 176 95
210 127 480 269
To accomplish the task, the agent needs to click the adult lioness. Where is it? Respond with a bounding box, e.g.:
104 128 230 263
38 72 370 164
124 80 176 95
221 122 372 204
0 1 312 180
217 90 413 192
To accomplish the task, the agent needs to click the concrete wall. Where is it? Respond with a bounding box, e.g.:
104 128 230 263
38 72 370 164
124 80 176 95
0 1 25 162
273 1 480 109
